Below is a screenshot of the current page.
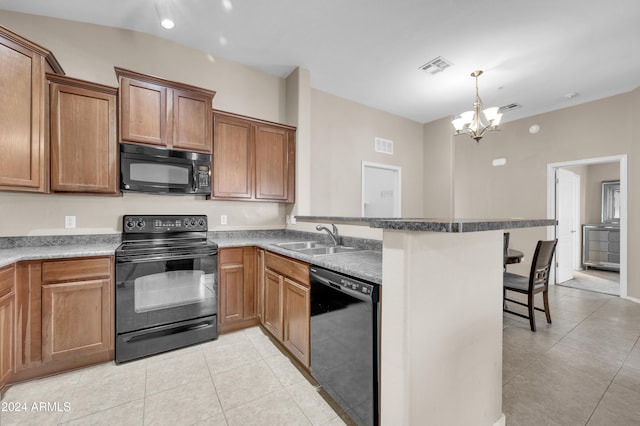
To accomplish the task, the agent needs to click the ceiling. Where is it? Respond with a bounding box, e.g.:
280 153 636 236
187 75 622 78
2 0 639 124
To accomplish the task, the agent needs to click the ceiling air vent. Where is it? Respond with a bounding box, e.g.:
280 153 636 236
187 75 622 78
375 137 394 155
498 103 522 113
419 56 453 75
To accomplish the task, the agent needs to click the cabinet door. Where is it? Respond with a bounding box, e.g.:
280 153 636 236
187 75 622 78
172 89 212 153
0 37 46 191
119 77 167 147
256 249 265 323
254 125 290 201
0 293 14 386
1 262 15 390
15 261 42 370
41 278 111 362
263 269 284 340
49 78 118 193
219 249 245 324
283 278 310 367
212 114 254 199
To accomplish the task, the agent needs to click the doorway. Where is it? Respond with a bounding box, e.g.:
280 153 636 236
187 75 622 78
361 162 401 217
547 155 627 298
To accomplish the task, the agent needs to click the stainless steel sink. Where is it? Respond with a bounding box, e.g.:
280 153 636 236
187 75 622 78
272 241 363 256
297 246 362 256
273 241 327 250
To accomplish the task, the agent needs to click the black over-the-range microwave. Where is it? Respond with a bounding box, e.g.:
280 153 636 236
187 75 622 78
120 143 212 195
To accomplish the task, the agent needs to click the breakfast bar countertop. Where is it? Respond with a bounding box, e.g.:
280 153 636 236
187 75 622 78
295 216 557 232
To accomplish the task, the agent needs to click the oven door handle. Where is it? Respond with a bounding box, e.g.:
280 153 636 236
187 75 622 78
117 251 217 264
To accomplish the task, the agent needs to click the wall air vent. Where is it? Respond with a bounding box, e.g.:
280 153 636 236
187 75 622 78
419 56 453 75
498 103 522 113
375 137 394 155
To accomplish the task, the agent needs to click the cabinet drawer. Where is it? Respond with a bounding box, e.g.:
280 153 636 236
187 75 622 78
219 247 244 264
42 257 112 283
265 252 309 287
586 230 609 242
0 264 14 298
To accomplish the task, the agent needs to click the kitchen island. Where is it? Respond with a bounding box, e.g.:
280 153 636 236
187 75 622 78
296 216 556 426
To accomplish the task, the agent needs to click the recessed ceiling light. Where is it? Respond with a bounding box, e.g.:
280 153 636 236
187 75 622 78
219 36 228 46
564 92 579 99
222 0 233 11
160 18 175 29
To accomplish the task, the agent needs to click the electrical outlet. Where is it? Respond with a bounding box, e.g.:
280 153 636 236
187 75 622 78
220 215 227 225
65 215 76 229
290 216 296 224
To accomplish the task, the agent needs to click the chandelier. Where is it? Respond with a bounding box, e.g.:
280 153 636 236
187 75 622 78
451 70 502 142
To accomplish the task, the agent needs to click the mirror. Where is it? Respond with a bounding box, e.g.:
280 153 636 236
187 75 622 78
601 180 620 223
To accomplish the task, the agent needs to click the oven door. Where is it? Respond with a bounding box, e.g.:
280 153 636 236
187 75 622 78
116 252 217 335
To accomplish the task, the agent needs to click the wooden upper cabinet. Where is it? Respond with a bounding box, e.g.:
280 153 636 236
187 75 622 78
48 74 118 194
0 25 64 193
172 88 213 152
119 77 166 147
213 113 254 199
255 125 294 201
212 110 296 203
115 67 215 153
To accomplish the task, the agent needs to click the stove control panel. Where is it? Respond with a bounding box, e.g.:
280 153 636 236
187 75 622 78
123 215 208 233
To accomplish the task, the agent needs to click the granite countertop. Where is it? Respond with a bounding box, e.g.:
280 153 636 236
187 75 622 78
295 216 557 232
212 234 382 284
0 231 383 284
0 243 121 269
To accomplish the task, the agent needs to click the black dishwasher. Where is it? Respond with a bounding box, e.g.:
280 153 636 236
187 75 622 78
309 265 380 426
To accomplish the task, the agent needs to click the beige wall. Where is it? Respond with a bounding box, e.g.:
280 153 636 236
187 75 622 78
0 10 290 236
423 117 455 218
307 89 424 217
451 88 640 298
0 11 427 239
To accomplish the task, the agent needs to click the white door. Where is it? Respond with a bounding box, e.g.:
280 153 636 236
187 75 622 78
362 162 401 217
556 168 579 283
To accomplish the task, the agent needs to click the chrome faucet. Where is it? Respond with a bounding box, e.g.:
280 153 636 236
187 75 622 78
316 224 340 246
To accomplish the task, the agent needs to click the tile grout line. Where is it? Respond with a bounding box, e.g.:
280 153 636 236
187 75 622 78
202 342 229 425
583 334 640 425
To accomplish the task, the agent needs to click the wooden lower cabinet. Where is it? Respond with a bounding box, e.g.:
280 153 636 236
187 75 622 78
0 264 15 395
263 251 310 368
41 278 111 362
10 256 114 384
283 278 310 367
263 269 284 340
218 247 257 333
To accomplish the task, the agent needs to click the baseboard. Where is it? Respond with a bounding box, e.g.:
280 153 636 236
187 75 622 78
624 295 640 304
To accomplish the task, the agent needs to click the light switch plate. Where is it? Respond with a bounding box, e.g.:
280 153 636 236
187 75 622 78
220 215 227 225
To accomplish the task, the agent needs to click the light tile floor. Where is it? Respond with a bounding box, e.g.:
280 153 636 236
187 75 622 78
503 284 640 425
0 327 346 426
559 269 620 296
3 285 640 426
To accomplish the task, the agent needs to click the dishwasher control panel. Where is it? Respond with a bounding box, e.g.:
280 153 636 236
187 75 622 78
340 277 372 294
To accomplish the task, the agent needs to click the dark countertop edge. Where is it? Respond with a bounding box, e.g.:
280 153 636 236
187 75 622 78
296 216 557 232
